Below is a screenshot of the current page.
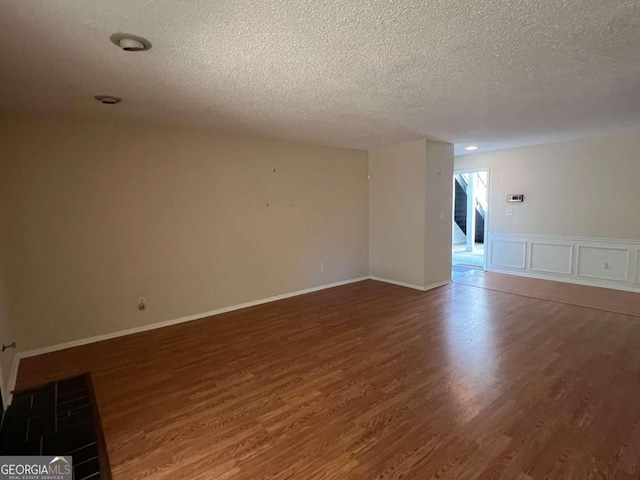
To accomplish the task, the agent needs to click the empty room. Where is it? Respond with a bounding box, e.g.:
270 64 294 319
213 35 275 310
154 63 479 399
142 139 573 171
1 1 639 479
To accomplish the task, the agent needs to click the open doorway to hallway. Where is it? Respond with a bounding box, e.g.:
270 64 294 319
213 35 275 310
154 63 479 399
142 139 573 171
452 168 488 280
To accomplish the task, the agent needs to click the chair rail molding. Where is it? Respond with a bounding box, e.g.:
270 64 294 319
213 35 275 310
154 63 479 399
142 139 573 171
487 233 640 293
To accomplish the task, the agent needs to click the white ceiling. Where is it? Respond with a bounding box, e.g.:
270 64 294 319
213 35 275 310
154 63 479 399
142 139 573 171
1 0 639 155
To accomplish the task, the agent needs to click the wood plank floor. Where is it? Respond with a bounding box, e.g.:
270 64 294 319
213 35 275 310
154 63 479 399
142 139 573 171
17 279 640 479
454 271 640 317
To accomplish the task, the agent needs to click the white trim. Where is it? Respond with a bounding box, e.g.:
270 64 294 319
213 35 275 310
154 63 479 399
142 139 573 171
5 275 452 405
5 276 368 405
487 233 640 293
485 267 640 294
490 232 640 246
368 277 424 290
423 280 451 291
454 167 490 175
529 242 574 275
576 245 629 282
369 277 450 292
19 276 369 360
454 166 491 271
490 238 527 269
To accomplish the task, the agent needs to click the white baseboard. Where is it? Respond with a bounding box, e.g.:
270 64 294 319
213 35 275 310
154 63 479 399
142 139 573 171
5 275 368 406
369 276 450 292
5 274 454 405
424 280 452 291
486 266 640 294
369 276 424 290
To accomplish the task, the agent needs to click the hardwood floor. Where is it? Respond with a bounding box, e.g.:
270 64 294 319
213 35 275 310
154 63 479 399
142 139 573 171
454 272 640 317
17 279 640 479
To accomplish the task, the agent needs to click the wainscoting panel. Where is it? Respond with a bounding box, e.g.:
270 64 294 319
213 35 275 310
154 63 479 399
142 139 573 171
488 233 640 293
530 242 573 275
490 238 527 269
577 246 629 282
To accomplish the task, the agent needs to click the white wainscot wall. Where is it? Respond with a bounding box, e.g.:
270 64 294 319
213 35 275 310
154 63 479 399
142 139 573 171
488 233 640 292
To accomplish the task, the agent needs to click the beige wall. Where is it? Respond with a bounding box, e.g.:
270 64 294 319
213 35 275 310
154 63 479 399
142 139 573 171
369 140 427 286
424 141 454 286
0 259 16 407
0 165 16 404
0 152 20 407
0 114 369 353
455 130 640 240
369 140 453 288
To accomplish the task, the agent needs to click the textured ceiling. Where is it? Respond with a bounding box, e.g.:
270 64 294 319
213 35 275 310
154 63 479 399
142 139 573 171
1 0 639 154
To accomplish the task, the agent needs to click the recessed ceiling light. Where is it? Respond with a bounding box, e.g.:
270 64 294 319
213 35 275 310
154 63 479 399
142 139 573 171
464 145 479 151
110 33 152 52
94 95 122 105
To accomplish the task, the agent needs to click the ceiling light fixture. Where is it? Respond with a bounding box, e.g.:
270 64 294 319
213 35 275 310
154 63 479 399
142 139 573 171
464 145 479 151
110 33 152 52
94 95 122 105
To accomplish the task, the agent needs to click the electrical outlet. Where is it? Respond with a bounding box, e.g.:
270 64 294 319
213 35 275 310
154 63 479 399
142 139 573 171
320 265 325 273
506 209 514 216
138 296 146 311
603 262 611 270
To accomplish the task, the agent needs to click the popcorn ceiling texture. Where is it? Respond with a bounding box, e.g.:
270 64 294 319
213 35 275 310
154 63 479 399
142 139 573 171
0 0 639 153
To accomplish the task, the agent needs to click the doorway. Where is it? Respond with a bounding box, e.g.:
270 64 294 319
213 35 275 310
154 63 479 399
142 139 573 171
452 168 489 280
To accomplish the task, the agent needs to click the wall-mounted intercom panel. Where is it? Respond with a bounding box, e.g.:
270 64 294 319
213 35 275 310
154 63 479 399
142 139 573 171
507 194 524 203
